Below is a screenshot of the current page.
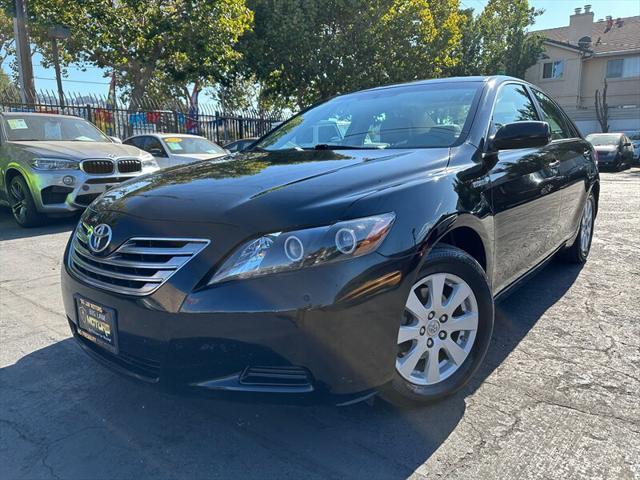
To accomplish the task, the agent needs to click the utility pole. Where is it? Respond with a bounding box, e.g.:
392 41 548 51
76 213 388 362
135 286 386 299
50 25 70 108
13 0 36 105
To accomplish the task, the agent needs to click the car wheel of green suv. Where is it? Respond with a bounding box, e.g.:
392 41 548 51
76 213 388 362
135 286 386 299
9 176 46 227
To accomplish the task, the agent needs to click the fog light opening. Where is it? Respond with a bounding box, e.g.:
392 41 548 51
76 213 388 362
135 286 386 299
63 175 75 186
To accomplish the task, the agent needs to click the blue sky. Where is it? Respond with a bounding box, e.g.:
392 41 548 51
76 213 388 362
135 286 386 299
5 0 640 98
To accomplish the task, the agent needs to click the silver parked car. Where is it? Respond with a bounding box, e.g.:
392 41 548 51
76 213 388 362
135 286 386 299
0 112 159 227
123 133 228 169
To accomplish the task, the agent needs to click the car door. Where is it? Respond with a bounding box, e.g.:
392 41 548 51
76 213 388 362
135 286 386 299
531 88 592 246
141 137 171 168
622 136 634 164
486 83 562 292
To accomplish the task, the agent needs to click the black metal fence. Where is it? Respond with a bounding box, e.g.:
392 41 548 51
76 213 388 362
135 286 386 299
0 88 284 145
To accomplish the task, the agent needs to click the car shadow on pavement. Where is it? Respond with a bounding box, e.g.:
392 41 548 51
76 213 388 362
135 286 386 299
0 262 582 479
0 207 78 241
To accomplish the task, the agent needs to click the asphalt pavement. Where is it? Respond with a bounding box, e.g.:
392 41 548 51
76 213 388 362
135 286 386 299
1 168 639 479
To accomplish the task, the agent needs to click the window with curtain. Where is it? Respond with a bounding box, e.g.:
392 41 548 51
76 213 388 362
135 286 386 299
606 56 640 78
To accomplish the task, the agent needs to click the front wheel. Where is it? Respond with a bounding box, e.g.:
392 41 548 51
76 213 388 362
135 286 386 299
8 175 46 228
381 245 494 406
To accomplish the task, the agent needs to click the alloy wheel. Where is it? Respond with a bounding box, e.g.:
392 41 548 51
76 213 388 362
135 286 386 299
580 197 594 255
396 273 478 386
9 180 28 223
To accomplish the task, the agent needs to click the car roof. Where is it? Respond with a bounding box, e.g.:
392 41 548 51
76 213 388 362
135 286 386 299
0 111 83 120
126 133 208 140
359 75 524 93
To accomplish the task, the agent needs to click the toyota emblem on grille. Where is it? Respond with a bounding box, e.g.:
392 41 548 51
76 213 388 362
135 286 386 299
88 224 112 253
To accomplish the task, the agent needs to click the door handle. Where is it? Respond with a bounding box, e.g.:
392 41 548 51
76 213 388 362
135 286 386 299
549 160 560 168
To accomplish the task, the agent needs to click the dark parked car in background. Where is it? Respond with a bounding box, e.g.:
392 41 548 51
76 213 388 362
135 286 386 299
628 133 640 165
585 132 634 170
224 137 258 153
61 76 598 406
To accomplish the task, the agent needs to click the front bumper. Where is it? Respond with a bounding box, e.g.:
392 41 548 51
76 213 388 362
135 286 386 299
61 240 418 402
596 154 621 167
29 168 155 213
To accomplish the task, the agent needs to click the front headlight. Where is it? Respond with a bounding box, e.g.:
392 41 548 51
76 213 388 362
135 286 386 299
140 153 159 170
208 213 395 285
31 158 79 170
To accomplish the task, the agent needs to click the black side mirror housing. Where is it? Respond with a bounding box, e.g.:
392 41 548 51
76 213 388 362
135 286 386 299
148 148 166 157
491 121 551 151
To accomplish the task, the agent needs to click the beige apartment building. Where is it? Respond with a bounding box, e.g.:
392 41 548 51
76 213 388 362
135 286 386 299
525 5 640 135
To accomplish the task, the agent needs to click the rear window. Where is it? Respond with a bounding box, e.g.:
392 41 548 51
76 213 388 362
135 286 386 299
585 134 621 146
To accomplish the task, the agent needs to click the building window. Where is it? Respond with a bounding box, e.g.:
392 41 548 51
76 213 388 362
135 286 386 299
606 56 640 78
542 60 564 79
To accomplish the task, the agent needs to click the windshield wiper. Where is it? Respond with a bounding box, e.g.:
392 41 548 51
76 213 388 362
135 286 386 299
309 144 375 150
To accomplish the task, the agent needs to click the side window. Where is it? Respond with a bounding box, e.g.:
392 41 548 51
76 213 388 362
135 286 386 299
492 83 539 133
124 137 144 149
532 90 573 140
145 137 167 157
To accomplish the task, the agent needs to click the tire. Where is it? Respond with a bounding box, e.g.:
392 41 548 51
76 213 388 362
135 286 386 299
381 244 494 407
560 192 595 264
8 175 46 228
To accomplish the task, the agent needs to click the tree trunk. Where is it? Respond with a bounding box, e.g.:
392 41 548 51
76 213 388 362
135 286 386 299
127 65 157 110
595 79 609 133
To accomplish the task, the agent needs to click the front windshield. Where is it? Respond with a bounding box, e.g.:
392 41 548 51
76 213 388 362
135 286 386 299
3 115 110 142
163 136 226 155
256 83 481 151
586 134 621 146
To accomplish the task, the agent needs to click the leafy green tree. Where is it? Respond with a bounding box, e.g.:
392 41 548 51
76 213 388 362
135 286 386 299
0 5 14 70
240 0 464 107
0 69 13 93
450 0 543 78
26 0 253 106
210 74 294 117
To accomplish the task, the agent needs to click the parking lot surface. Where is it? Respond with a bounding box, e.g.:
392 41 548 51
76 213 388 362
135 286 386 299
1 169 639 480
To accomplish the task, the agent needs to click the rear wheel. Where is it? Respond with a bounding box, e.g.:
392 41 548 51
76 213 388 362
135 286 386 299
8 175 46 227
560 193 595 263
381 245 494 406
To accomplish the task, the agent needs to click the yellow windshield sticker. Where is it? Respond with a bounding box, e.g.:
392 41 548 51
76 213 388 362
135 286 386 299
164 137 183 143
7 119 28 129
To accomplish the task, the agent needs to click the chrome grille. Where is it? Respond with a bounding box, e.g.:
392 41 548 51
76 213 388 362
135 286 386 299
117 159 142 173
82 159 114 174
69 223 210 296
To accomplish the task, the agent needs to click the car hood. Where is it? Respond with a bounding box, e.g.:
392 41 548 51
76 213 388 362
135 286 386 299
90 148 449 230
9 140 143 160
171 152 227 162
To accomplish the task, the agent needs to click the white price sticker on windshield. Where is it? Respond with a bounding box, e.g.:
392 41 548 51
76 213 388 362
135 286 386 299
7 119 28 130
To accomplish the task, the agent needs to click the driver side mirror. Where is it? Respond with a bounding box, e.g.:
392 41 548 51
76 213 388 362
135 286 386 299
148 147 166 157
490 121 551 151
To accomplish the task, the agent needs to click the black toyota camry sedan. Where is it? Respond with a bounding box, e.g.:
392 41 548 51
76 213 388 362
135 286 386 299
61 76 598 406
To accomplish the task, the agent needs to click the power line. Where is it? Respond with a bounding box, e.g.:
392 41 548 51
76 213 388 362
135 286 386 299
34 76 110 85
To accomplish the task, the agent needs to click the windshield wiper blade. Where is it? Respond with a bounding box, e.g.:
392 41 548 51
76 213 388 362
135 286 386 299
310 144 372 150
